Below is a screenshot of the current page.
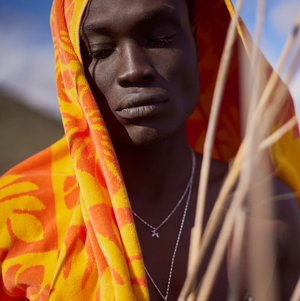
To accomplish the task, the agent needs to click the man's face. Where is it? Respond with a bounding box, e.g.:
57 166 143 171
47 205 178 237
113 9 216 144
80 0 199 146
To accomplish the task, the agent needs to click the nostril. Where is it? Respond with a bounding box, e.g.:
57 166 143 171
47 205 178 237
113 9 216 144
143 75 154 81
121 79 131 86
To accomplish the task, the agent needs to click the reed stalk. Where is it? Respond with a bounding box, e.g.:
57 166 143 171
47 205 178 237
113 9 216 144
290 278 300 301
186 0 245 282
198 6 300 283
259 116 298 151
228 207 246 301
255 10 300 121
180 3 300 301
228 1 267 299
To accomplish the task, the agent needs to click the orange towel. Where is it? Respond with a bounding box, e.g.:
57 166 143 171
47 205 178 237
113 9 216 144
0 0 299 300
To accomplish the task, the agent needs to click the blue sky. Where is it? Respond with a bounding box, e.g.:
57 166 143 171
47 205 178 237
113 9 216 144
0 1 53 44
0 0 299 120
233 0 300 118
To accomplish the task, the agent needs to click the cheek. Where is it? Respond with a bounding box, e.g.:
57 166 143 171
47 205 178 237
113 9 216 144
88 61 116 104
155 46 199 110
177 51 199 94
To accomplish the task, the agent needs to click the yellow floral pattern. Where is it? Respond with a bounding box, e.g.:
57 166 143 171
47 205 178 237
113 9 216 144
0 0 299 300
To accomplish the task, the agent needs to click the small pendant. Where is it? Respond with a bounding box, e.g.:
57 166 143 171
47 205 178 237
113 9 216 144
244 293 253 301
151 229 159 238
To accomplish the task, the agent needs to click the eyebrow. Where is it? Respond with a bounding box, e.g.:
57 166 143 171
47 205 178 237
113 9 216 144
137 6 180 25
81 6 180 33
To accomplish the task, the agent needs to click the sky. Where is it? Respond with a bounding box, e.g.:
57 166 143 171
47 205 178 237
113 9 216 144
0 0 299 120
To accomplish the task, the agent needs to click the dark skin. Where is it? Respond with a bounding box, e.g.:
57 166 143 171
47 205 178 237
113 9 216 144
80 0 300 299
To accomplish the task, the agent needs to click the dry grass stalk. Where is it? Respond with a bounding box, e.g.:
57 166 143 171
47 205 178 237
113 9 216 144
246 34 300 299
255 9 300 121
195 77 295 300
186 0 245 279
199 2 300 281
197 133 259 301
244 74 278 301
196 199 245 301
181 3 300 301
259 40 300 143
210 33 300 297
248 175 278 301
228 207 246 301
180 141 246 301
259 116 298 150
290 277 300 301
182 1 245 299
228 0 267 299
185 111 298 301
196 0 268 296
203 30 300 300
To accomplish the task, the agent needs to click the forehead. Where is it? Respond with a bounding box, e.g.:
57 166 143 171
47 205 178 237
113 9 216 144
83 0 189 28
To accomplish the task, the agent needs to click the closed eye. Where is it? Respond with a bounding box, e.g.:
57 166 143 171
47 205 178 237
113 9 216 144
147 35 175 48
89 49 114 60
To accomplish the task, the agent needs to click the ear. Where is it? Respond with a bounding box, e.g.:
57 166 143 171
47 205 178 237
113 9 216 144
190 21 199 62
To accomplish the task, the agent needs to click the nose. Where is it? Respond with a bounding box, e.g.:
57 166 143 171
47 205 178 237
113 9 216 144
117 42 155 86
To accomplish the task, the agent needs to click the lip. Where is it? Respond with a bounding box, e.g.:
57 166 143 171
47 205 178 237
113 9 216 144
116 90 169 119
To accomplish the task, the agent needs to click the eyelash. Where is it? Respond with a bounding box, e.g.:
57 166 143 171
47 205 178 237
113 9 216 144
148 35 175 48
88 49 114 60
88 35 175 60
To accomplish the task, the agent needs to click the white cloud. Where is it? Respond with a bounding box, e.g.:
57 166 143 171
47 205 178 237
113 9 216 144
0 14 60 119
268 0 300 38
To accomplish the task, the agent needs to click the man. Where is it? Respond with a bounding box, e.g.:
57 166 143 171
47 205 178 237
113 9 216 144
79 0 233 299
1 0 300 300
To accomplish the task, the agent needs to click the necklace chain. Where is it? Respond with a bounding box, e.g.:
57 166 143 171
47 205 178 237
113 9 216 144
132 149 195 238
139 150 196 300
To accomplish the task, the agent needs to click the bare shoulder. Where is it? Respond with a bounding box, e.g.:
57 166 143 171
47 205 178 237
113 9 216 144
247 170 300 299
249 170 300 252
267 174 300 299
236 169 300 299
269 175 300 256
264 174 300 242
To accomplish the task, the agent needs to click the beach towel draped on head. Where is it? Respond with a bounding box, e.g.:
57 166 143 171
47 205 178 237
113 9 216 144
0 0 300 300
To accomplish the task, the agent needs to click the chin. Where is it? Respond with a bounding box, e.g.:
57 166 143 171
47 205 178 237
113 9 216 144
112 123 180 147
109 107 195 148
126 126 169 146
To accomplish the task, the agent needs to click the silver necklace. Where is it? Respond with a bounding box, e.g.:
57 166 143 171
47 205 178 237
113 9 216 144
143 150 196 301
132 150 196 238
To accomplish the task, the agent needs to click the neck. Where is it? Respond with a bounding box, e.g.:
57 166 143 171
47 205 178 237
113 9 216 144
112 126 192 207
